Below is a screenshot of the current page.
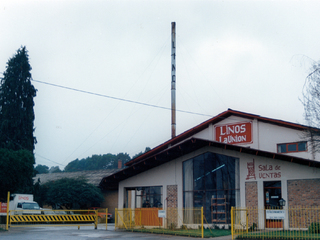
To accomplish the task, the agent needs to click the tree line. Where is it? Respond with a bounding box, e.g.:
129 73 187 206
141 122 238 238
35 147 151 174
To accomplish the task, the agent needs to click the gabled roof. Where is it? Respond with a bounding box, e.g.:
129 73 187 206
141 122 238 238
100 137 320 190
34 169 120 187
100 109 320 190
125 109 312 167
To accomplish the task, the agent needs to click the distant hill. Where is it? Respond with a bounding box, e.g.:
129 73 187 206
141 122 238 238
64 153 131 172
35 148 151 174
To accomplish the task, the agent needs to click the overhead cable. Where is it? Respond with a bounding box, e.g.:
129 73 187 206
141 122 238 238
31 79 213 117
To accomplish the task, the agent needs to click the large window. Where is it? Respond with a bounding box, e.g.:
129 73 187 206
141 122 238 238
125 186 163 208
183 152 239 224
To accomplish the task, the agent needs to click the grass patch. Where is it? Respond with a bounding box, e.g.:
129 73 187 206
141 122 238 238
236 230 320 240
127 228 231 238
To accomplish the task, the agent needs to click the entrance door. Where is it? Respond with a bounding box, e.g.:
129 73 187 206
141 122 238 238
264 181 282 228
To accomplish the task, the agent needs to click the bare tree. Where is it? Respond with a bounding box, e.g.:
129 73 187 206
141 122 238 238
301 61 320 154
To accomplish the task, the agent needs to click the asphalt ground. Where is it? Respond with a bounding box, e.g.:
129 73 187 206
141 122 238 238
0 224 233 240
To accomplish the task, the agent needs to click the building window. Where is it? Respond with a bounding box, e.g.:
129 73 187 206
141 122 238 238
125 186 163 208
277 141 307 153
183 152 240 224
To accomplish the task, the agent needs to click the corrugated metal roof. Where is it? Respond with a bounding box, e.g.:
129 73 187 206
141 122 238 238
34 169 120 187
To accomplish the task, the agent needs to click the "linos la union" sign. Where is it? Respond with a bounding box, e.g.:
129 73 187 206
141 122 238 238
215 121 252 144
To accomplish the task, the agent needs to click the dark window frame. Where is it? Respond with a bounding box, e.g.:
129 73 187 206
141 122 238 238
182 152 239 224
277 141 307 153
134 186 163 208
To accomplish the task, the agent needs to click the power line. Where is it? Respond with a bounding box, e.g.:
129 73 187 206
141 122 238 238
31 79 213 117
35 153 66 167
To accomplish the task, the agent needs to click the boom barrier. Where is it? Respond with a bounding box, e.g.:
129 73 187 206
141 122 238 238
7 209 105 229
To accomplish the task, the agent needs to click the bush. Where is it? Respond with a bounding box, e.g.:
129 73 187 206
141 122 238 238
180 225 188 230
169 222 177 230
249 223 257 232
309 222 320 233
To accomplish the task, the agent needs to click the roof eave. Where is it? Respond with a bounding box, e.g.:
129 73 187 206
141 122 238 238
100 137 320 190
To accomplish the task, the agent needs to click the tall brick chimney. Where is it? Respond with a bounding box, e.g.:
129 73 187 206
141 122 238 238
118 160 122 169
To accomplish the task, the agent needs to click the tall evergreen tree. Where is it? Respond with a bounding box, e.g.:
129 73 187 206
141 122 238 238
0 46 37 152
0 148 35 200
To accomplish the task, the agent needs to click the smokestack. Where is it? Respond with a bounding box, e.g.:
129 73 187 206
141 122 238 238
171 22 176 138
118 160 122 169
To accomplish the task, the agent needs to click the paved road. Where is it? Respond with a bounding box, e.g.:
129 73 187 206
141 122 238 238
0 224 232 240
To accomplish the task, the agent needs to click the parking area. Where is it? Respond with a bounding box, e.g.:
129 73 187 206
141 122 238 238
0 224 227 240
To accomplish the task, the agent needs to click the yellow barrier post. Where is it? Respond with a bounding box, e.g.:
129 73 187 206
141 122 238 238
201 206 204 238
6 191 10 231
105 208 108 230
95 210 98 229
231 207 234 240
115 208 117 230
130 208 132 229
246 208 248 234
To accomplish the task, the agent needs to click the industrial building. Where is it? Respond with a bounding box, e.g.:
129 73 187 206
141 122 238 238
101 109 320 227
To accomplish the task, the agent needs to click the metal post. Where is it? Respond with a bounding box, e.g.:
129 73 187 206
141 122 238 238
95 210 98 229
130 208 132 229
171 22 176 138
115 208 117 230
231 207 234 240
106 208 108 230
201 206 204 238
6 191 9 231
246 209 248 234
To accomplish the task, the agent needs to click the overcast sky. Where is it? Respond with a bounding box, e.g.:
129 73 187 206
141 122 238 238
0 0 319 169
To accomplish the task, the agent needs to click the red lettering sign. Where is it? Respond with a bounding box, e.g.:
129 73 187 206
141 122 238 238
215 122 252 144
0 202 7 212
18 196 30 201
258 164 281 179
245 160 282 181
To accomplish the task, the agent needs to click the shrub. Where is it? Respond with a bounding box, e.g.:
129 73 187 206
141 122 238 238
180 225 188 230
309 222 320 233
169 222 177 230
249 223 257 232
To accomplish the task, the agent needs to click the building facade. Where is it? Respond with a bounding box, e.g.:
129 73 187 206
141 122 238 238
101 109 320 227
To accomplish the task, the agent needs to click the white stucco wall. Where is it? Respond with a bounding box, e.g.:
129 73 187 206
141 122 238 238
118 147 233 209
257 121 314 159
193 116 317 160
118 154 183 209
119 145 320 209
241 154 320 206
